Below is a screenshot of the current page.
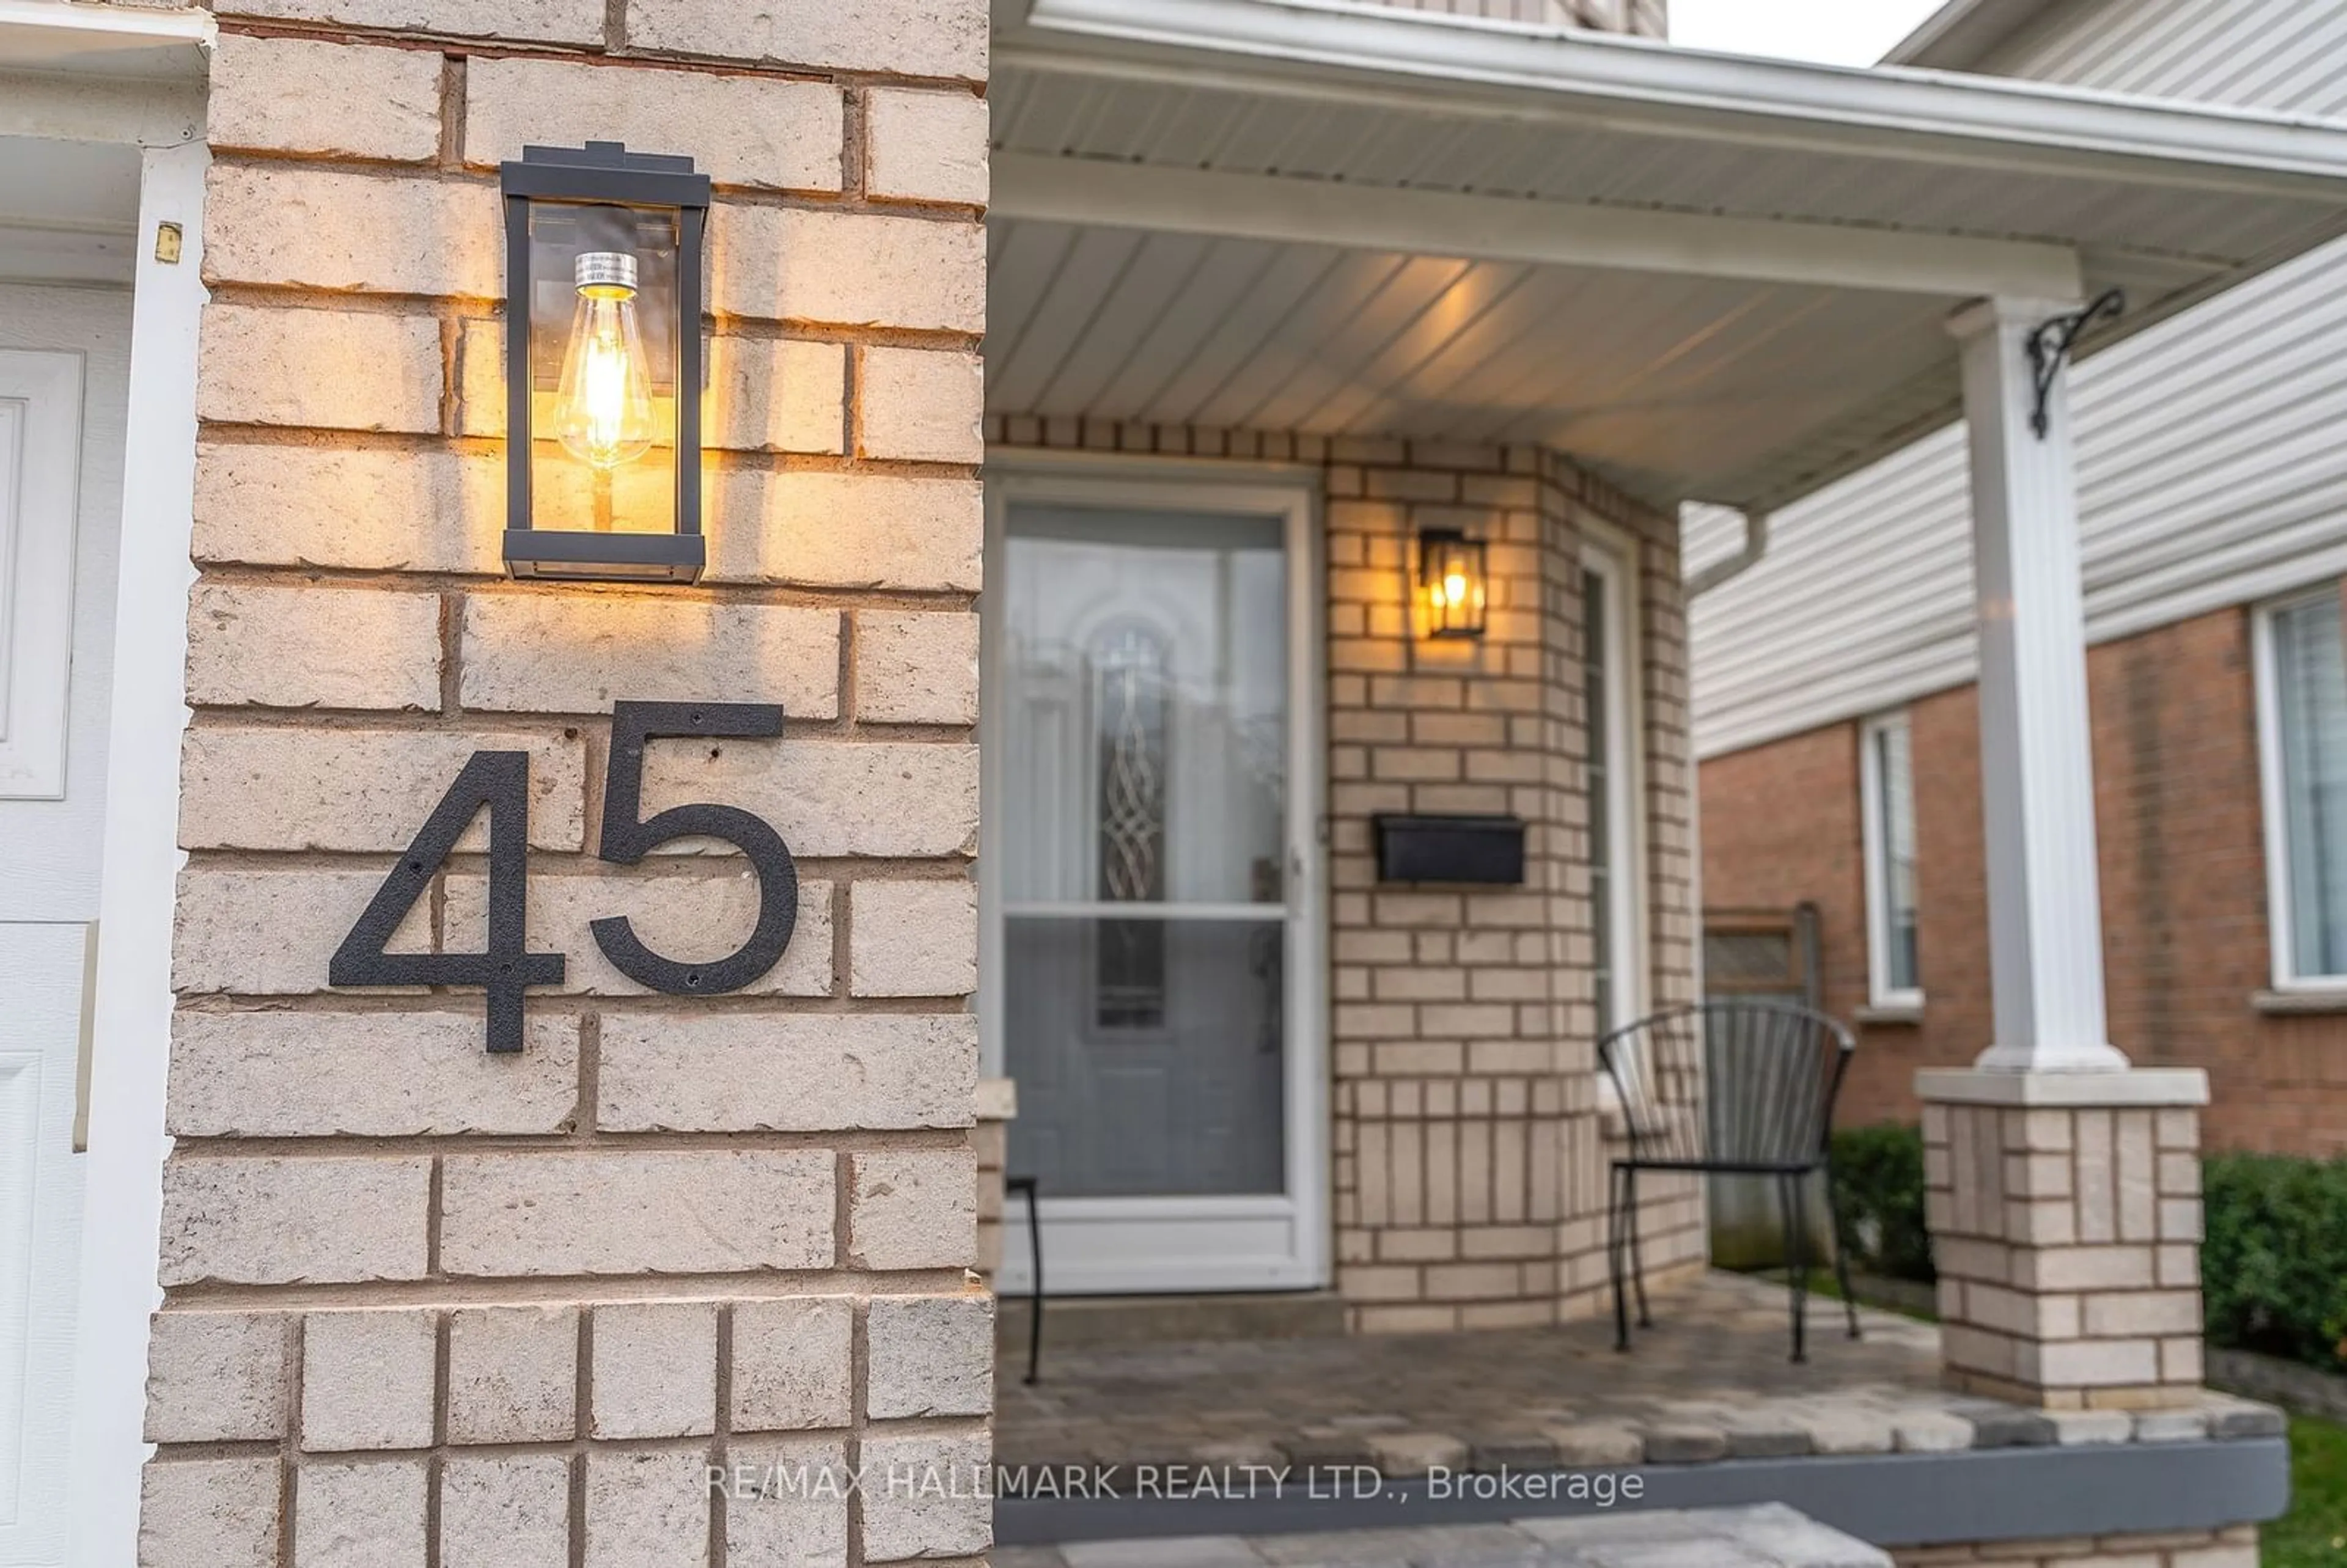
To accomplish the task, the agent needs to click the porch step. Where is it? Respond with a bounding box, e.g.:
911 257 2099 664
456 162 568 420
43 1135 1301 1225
996 1291 1346 1351
1003 1506 1889 1568
1519 1505 1890 1567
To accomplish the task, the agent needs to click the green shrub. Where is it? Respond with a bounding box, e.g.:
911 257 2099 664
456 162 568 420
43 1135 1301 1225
2203 1152 2347 1375
1830 1123 1936 1284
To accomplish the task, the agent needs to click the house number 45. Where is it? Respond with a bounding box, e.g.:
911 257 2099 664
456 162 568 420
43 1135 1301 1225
328 701 799 1054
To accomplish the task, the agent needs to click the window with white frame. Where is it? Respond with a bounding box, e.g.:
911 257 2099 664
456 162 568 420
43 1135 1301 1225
1860 710 1922 1009
2258 587 2347 987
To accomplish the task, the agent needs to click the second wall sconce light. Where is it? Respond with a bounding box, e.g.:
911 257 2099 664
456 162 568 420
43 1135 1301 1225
1418 528 1489 639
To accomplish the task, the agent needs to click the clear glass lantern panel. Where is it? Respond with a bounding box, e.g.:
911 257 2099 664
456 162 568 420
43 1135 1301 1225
524 200 683 536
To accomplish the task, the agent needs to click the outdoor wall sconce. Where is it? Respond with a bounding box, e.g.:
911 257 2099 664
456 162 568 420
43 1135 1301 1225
501 142 711 583
1419 528 1489 639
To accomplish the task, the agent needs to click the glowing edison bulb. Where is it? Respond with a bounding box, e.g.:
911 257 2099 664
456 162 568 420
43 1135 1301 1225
1442 570 1469 609
554 251 657 470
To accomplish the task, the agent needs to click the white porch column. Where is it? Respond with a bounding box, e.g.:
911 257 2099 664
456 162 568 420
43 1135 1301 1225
1947 296 2129 1075
1921 300 2213 1412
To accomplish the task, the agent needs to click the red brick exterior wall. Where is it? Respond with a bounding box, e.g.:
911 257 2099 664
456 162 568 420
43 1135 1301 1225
1700 603 2347 1156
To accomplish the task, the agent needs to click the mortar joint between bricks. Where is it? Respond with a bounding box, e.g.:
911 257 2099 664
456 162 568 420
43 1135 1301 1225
436 53 466 172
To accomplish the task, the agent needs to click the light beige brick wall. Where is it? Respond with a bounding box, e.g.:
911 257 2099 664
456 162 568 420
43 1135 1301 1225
1894 1525 2257 1568
145 5 989 1564
973 1081 1017 1283
1924 1099 2206 1409
1361 0 1668 38
989 419 1703 1331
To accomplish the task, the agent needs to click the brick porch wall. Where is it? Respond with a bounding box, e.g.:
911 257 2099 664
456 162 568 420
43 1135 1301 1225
142 8 989 1565
989 419 1703 1331
1893 1525 2258 1567
1699 603 2347 1156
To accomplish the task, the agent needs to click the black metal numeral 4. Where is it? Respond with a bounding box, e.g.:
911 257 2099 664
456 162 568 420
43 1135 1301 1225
328 751 567 1053
591 701 798 994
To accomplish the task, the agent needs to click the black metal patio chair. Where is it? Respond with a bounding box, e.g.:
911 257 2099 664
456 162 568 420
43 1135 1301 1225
1598 1000 1862 1363
1005 1175 1044 1384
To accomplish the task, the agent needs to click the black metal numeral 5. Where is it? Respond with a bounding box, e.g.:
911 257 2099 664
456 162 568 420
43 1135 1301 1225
590 701 798 994
328 751 568 1054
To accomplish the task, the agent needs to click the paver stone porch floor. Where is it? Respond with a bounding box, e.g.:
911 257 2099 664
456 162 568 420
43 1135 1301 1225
996 1273 2282 1475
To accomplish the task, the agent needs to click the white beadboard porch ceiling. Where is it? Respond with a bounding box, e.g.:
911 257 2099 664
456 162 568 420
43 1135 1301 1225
987 0 2347 512
987 221 1955 499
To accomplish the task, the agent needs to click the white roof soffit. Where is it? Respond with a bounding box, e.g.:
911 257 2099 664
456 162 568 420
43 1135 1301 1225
990 0 2347 511
0 2 213 145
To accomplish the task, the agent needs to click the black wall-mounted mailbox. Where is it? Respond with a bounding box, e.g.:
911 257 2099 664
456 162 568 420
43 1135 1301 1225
1373 814 1528 885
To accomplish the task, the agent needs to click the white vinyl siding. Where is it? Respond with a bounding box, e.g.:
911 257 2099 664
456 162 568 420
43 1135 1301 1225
1689 0 2347 760
1971 0 2347 117
2257 587 2347 990
1860 711 1923 1008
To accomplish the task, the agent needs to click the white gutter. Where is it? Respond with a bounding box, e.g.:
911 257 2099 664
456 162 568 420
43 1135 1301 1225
1685 510 1771 599
1012 0 2347 200
0 0 213 78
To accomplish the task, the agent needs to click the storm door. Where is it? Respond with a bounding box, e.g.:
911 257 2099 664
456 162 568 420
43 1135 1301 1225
982 469 1324 1292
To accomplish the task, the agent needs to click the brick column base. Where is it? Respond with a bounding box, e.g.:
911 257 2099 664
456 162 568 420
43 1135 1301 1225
1919 1069 2209 1410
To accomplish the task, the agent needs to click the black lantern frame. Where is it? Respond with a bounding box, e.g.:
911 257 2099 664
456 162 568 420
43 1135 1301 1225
1418 527 1489 640
501 142 711 584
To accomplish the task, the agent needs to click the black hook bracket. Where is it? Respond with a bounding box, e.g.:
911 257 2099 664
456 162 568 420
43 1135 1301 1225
2026 288 2125 439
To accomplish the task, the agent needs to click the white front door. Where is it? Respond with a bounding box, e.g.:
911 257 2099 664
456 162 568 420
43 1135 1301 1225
983 467 1325 1294
0 291 130 1567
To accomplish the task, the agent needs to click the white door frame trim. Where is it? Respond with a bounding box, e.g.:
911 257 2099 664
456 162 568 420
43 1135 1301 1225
1578 524 1648 1038
980 451 1331 1293
67 137 207 1568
